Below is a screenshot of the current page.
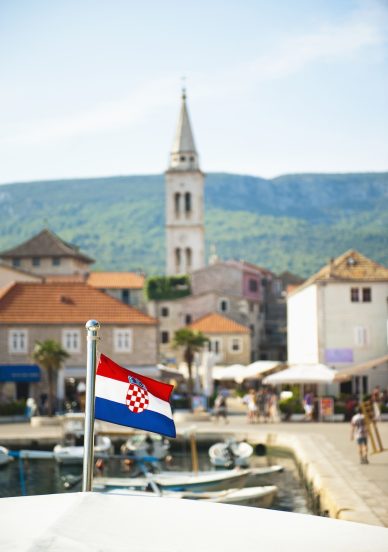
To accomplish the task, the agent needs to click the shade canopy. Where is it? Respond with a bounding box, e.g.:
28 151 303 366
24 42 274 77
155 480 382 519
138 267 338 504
334 354 388 382
213 362 281 383
263 364 337 385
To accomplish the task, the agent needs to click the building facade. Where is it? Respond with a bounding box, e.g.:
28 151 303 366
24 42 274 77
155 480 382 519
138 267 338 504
287 250 388 394
0 282 158 407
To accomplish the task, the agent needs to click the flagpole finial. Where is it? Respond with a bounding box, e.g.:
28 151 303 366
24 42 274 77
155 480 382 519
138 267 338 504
86 319 100 331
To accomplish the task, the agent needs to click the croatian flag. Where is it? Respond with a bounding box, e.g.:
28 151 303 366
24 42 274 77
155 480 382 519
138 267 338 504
95 354 176 438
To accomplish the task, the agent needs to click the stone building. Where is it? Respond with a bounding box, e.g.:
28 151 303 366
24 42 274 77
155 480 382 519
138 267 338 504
87 271 146 311
0 228 94 277
188 313 251 366
0 281 157 406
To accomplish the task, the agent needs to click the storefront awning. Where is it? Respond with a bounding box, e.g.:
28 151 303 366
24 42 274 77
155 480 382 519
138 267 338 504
334 354 388 382
0 365 41 383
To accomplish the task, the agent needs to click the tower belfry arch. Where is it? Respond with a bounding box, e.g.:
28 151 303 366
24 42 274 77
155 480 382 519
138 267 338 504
165 90 205 275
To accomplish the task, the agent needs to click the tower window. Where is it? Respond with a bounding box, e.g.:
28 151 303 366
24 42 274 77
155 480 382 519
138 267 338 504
186 248 192 271
190 156 195 161
161 307 169 317
180 155 186 161
32 257 40 266
174 192 181 216
185 192 191 214
12 259 21 267
161 331 169 344
52 258 61 266
175 248 181 273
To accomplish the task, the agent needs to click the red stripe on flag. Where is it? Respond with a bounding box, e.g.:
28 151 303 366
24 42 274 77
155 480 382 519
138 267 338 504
97 354 174 402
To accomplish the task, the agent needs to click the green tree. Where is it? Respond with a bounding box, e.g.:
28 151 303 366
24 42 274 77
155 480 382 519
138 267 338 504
173 329 208 405
32 340 69 416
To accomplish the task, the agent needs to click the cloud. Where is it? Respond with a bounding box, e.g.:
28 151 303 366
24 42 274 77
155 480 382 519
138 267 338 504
2 0 387 147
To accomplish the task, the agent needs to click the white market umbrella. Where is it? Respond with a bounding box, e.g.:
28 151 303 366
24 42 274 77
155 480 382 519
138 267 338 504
212 364 246 381
263 363 337 385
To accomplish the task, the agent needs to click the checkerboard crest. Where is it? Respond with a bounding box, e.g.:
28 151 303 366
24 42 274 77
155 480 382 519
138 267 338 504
126 376 149 413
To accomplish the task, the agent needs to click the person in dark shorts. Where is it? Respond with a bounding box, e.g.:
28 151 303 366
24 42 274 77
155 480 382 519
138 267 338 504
350 407 369 464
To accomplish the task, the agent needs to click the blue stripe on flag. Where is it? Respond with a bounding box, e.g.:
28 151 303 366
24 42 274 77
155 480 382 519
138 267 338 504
95 397 176 438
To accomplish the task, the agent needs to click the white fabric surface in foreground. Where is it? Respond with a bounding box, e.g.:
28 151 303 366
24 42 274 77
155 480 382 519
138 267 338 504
0 492 386 552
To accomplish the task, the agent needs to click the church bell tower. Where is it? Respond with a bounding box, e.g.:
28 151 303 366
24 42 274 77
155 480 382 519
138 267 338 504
165 90 205 275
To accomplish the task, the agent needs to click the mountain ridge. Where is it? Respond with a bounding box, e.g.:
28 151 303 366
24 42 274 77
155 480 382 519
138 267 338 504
0 171 387 278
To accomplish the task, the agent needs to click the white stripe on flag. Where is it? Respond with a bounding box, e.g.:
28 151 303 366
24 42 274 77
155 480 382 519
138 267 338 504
95 375 173 419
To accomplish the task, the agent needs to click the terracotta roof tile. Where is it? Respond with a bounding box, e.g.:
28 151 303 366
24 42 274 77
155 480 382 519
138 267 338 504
0 229 94 264
0 282 156 325
87 272 145 289
44 274 87 283
188 313 250 334
291 250 388 295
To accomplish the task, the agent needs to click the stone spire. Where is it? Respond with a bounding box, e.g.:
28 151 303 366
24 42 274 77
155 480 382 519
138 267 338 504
169 89 199 171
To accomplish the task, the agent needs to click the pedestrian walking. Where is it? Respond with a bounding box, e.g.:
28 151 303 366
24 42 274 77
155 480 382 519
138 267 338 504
213 391 228 423
350 406 369 464
243 389 257 423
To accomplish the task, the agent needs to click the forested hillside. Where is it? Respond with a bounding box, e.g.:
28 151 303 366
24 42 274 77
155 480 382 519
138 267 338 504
0 172 387 277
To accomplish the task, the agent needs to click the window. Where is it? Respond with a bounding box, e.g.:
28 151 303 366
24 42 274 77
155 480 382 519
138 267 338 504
174 192 181 216
362 288 372 302
186 247 192 271
114 328 132 353
175 248 181 273
121 289 130 304
249 279 258 292
160 307 169 317
161 331 169 344
184 192 191 214
218 298 229 313
12 259 21 267
354 326 369 347
350 288 359 302
9 329 28 353
32 257 40 266
229 337 242 353
180 155 186 161
185 314 192 325
52 258 61 266
62 329 81 353
209 338 222 354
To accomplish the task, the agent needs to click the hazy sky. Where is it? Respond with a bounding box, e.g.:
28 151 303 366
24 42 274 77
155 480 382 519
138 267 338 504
1 0 387 183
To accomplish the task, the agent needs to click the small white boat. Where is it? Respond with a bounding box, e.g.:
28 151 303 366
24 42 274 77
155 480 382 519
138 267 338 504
120 433 170 460
93 467 251 492
245 465 284 486
53 434 112 465
104 485 278 508
209 439 253 468
0 446 13 466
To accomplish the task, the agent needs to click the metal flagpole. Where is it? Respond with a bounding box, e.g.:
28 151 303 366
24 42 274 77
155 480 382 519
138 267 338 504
82 319 100 492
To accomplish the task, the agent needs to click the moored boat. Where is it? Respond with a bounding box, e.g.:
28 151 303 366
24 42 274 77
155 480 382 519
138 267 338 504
53 434 112 465
209 439 253 468
93 467 251 492
120 433 170 460
0 446 13 467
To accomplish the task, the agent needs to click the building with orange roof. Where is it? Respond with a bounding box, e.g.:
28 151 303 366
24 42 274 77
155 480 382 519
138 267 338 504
187 313 251 365
0 282 157 406
287 250 388 395
0 228 94 277
87 271 146 311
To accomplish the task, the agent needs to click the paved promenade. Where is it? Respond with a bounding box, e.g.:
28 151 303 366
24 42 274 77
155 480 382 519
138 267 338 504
1 411 387 527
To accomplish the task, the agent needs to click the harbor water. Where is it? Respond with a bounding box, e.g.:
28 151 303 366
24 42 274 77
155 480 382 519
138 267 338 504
0 445 312 515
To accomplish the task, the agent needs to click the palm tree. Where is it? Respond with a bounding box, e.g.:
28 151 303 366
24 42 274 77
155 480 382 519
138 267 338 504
32 339 69 416
173 328 208 405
